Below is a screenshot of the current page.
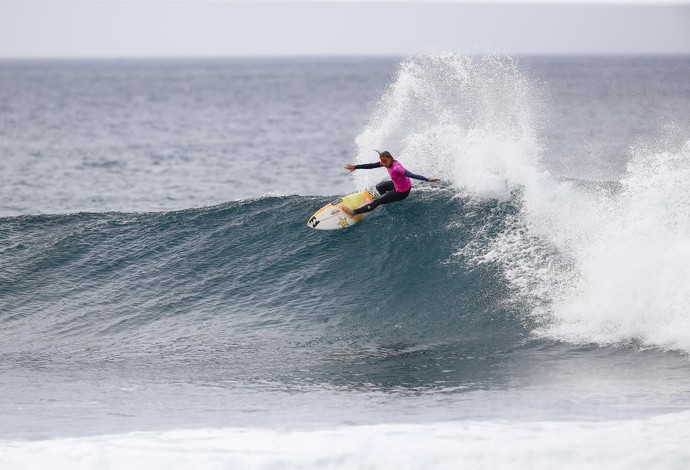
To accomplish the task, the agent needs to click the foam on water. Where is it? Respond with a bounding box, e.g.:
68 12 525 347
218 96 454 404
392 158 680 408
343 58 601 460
3 412 690 470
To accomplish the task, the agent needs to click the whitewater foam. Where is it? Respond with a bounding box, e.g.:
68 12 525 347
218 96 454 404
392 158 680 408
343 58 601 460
544 139 690 352
3 412 690 470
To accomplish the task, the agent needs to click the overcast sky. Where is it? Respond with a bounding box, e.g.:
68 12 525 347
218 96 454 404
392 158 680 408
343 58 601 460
1 1 689 58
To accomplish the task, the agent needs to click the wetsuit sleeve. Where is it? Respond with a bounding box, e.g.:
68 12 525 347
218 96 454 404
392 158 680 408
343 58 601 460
404 170 429 181
354 162 382 170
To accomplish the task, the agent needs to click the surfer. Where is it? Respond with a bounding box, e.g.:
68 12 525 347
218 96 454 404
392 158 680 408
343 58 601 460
342 150 440 217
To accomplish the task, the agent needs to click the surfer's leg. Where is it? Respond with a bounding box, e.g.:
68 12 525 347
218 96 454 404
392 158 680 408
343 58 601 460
353 189 410 215
375 180 395 196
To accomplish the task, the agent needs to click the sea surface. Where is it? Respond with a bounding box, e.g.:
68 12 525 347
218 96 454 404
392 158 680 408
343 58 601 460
1 54 690 468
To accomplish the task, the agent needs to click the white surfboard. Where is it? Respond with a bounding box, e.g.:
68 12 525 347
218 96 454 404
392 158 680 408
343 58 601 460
306 191 374 230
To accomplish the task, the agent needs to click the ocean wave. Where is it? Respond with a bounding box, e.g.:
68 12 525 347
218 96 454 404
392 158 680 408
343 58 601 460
0 191 537 390
3 54 690 391
0 191 524 342
2 151 690 374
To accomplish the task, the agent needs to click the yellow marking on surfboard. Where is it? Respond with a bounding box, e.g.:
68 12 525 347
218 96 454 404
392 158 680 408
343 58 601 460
341 191 373 210
305 190 375 230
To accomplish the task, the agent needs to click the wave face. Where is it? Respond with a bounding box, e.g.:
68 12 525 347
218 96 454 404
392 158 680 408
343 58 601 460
0 192 537 390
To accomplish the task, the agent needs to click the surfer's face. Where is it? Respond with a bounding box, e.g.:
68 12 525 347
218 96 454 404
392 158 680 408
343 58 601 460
380 155 393 168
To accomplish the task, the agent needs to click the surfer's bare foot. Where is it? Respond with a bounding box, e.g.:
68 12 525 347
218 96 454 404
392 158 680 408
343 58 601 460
342 207 355 218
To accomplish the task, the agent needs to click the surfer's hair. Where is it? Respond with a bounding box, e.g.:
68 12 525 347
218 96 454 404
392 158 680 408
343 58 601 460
375 150 394 160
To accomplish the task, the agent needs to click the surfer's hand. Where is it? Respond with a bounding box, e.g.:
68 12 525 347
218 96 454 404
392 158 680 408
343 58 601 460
344 164 356 172
429 178 441 183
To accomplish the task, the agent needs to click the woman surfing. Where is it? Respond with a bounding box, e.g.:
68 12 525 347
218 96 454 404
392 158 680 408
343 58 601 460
342 150 440 217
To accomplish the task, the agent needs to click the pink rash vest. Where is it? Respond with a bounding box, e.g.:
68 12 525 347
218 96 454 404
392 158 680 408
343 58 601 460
386 161 412 192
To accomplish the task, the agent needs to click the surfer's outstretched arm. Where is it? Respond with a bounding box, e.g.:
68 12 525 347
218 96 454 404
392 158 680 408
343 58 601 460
345 162 382 171
405 170 429 181
405 170 441 183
